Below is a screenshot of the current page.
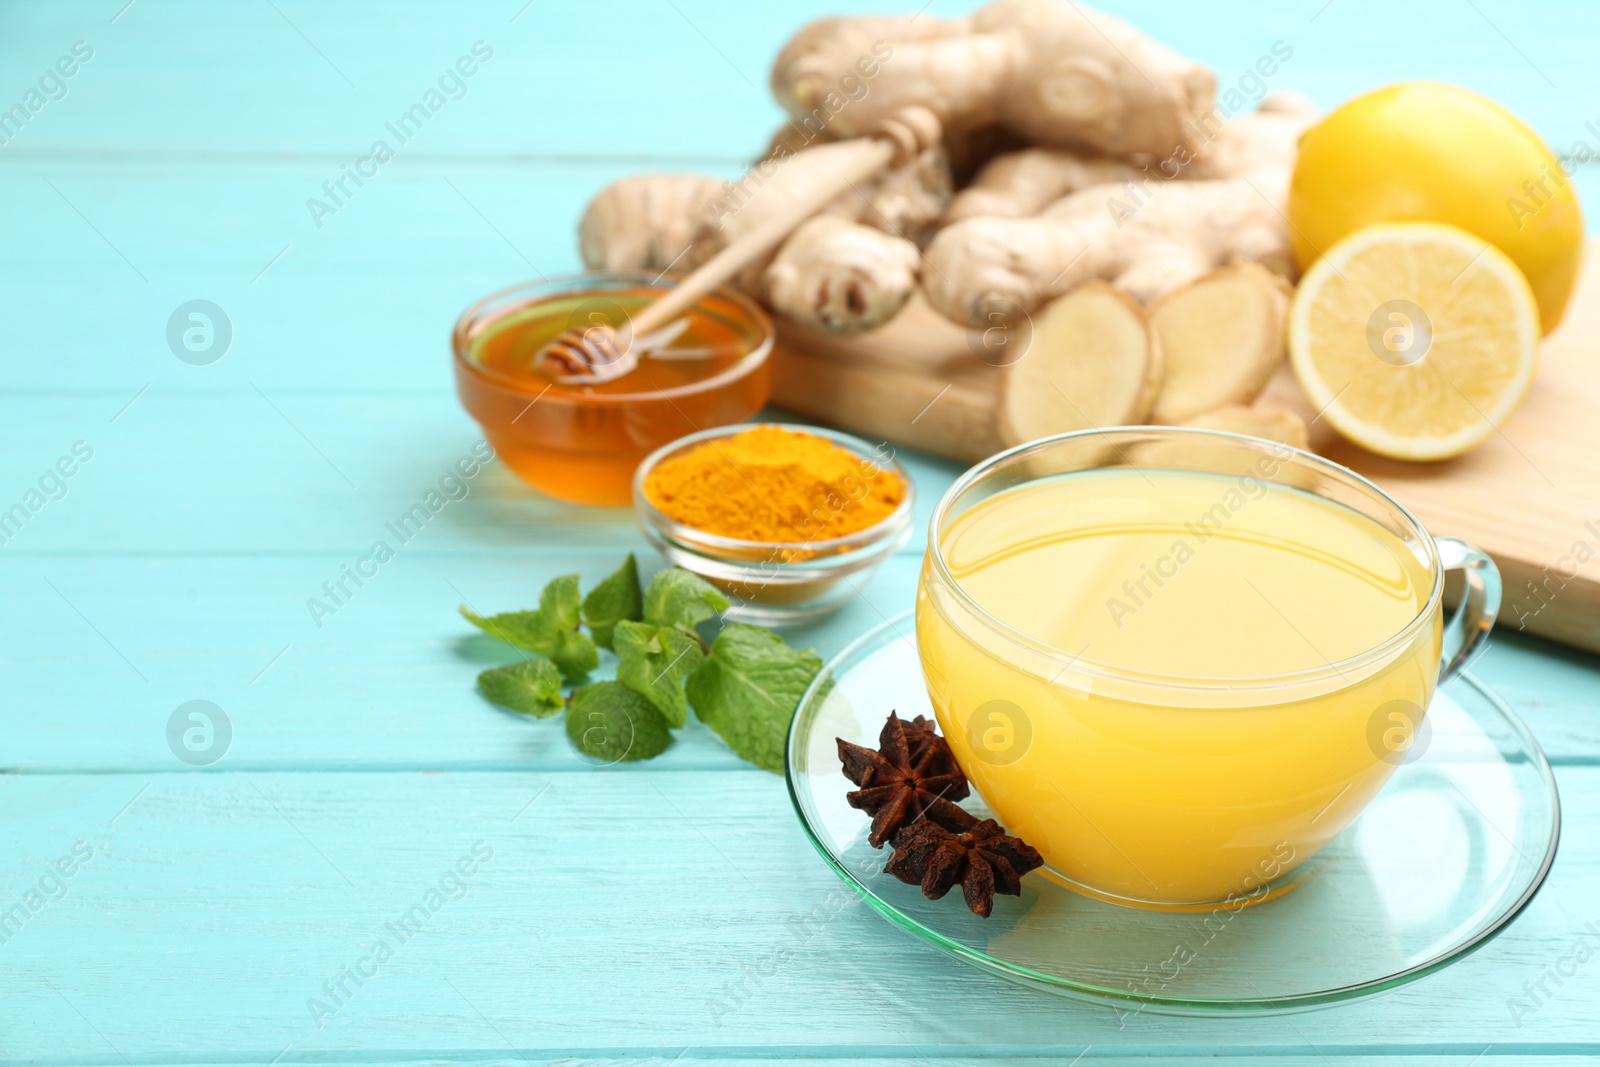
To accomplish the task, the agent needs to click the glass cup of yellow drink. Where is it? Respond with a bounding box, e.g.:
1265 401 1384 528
916 428 1501 911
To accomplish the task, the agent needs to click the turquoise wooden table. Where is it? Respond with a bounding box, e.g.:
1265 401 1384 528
4 1 1600 1062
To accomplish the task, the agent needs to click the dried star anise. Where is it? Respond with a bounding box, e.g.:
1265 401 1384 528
885 818 1044 918
896 714 945 764
836 711 970 848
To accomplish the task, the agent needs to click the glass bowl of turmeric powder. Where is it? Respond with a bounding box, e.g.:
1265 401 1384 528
633 423 915 624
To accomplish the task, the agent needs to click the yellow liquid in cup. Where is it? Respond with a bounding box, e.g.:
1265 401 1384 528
916 469 1442 907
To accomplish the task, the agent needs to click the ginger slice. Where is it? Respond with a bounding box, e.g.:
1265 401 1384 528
999 282 1162 446
1131 402 1306 475
1181 404 1309 450
1149 261 1291 425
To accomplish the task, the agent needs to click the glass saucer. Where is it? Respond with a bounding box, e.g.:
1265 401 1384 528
785 612 1561 1015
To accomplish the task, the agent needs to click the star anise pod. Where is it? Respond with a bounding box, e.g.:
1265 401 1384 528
836 711 970 848
885 818 1044 918
896 714 947 766
876 712 963 777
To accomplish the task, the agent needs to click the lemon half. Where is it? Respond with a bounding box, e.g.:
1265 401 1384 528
1288 222 1540 461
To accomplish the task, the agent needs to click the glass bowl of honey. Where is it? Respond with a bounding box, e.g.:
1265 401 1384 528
452 272 774 506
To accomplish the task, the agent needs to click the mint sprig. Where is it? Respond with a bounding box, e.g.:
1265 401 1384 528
458 559 821 772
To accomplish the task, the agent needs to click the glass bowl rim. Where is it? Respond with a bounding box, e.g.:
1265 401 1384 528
924 426 1447 693
633 422 917 558
450 269 774 405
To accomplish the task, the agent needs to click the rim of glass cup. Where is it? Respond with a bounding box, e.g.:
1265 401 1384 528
450 270 774 405
925 427 1447 693
633 423 916 559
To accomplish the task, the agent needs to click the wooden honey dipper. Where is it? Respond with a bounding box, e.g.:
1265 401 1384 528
536 106 943 385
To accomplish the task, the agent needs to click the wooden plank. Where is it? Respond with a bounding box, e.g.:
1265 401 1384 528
773 297 1008 460
2 549 1596 773
773 297 999 461
0 393 951 555
0 392 645 554
0 392 1591 772
0 767 1597 1060
0 0 788 161
0 163 623 392
0 549 918 772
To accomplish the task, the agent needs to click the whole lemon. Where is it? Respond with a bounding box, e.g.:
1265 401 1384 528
1288 81 1583 333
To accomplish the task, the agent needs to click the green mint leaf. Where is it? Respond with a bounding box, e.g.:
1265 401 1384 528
685 623 822 773
538 573 584 631
582 554 643 651
549 628 599 682
459 574 595 682
477 658 565 718
613 619 705 728
642 568 730 635
567 681 672 762
460 606 554 654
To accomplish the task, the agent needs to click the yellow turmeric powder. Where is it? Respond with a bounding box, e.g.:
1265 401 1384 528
643 426 904 543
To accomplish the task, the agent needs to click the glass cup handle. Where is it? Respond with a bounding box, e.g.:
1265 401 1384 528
1436 537 1502 684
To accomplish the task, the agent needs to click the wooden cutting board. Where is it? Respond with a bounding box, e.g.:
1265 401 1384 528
771 245 1600 654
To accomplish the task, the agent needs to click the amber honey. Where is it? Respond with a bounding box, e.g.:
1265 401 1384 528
453 275 772 506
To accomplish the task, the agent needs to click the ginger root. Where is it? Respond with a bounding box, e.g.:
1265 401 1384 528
921 93 1315 326
579 174 724 274
942 124 1030 185
945 151 1146 223
578 134 949 332
582 8 1313 350
847 145 952 246
700 136 949 277
764 215 921 333
944 93 1318 222
922 171 1294 326
1186 92 1319 179
771 0 1216 158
